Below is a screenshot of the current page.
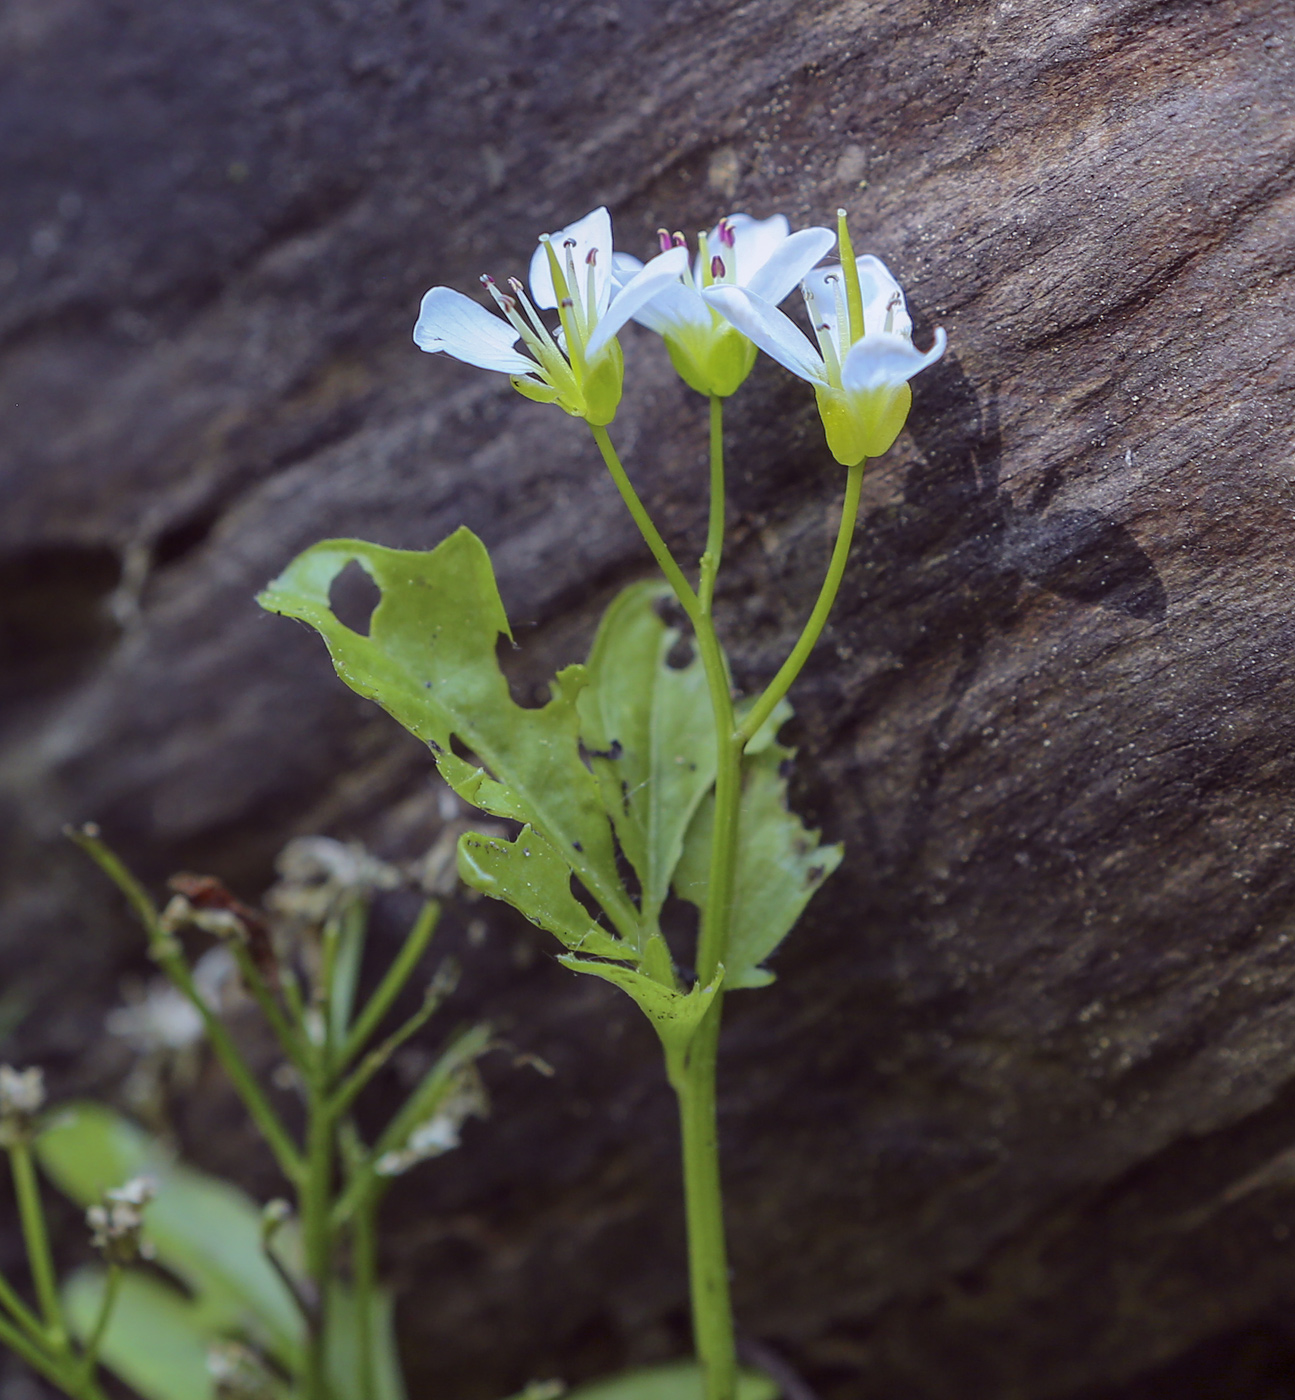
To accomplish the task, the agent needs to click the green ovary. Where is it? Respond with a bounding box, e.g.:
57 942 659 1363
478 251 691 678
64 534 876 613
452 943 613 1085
815 381 912 465
664 322 757 399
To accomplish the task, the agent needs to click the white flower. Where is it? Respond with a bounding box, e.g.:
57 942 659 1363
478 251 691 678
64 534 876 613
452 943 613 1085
703 211 946 463
612 213 836 398
413 207 688 425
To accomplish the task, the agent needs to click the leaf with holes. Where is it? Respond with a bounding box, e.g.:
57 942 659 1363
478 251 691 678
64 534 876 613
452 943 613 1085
578 581 716 931
258 531 640 946
674 737 842 989
457 825 630 960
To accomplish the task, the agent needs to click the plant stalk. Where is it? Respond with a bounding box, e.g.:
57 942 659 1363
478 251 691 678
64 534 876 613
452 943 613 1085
7 1141 65 1348
735 458 865 747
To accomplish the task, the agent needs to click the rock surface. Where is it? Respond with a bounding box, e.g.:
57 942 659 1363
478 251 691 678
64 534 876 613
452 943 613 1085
2 1 1294 1396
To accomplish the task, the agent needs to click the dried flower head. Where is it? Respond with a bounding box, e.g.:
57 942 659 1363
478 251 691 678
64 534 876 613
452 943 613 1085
87 1176 156 1264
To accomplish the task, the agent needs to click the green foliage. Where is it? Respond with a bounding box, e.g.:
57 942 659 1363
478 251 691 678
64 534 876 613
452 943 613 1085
37 1104 301 1364
37 1104 407 1400
260 535 839 1052
579 582 715 931
674 741 842 990
258 532 639 947
564 1361 778 1400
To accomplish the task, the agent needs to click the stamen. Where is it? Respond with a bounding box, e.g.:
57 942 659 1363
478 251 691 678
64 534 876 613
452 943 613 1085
672 231 687 247
658 228 673 254
884 291 902 335
717 218 736 249
830 274 850 360
698 232 711 286
562 240 585 333
585 248 597 265
711 255 726 281
802 285 840 383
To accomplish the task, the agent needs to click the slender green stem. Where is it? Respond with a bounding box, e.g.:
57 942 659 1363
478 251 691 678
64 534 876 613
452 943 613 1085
734 457 865 747
590 426 700 622
339 902 439 1070
352 1198 379 1400
300 1086 335 1400
699 396 725 614
0 1307 74 1395
8 1141 65 1346
675 1002 736 1400
164 956 306 1186
329 978 451 1121
78 1266 120 1377
227 942 311 1077
0 1263 48 1345
67 826 305 1185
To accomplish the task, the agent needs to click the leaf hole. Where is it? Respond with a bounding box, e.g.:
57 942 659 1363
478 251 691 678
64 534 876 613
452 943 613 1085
664 634 695 670
328 559 382 636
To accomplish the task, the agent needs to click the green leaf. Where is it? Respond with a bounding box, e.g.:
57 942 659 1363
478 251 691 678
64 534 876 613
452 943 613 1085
457 826 630 961
579 582 717 929
558 956 721 1070
37 1103 303 1366
675 741 842 990
64 1267 215 1400
258 532 638 943
563 1361 778 1400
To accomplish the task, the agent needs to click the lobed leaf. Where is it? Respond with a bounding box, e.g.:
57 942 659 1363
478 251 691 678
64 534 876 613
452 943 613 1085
258 531 638 943
675 741 842 990
458 826 631 961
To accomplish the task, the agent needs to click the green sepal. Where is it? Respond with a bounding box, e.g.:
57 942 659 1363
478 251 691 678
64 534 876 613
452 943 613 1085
578 581 715 930
457 825 632 962
675 737 842 990
580 338 624 425
663 323 757 399
258 531 638 943
558 955 722 1067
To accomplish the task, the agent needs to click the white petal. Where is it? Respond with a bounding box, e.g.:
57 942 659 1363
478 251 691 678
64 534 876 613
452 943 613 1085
585 245 690 361
856 254 912 337
713 212 790 281
413 287 536 374
743 226 835 304
840 327 947 392
611 251 644 290
529 206 614 311
630 279 710 336
702 285 826 384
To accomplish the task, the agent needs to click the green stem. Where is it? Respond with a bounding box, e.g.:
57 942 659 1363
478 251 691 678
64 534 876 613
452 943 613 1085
300 1086 335 1400
590 426 700 622
734 457 865 748
0 1307 76 1396
339 902 439 1070
674 1002 736 1400
78 1266 120 1378
352 1198 379 1400
8 1140 65 1347
699 395 725 614
227 942 311 1078
66 826 305 1185
0 1262 48 1345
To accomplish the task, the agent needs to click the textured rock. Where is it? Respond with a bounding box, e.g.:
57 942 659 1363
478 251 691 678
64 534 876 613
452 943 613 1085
2 1 1294 1397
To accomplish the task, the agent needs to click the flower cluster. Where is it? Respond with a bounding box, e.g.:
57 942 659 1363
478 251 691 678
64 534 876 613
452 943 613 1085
414 199 946 464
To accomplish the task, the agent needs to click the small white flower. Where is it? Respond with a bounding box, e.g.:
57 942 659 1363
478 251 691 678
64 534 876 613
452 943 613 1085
413 207 688 425
613 213 836 398
703 210 947 463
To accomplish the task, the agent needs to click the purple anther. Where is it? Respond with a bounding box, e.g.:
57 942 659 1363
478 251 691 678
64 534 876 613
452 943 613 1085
718 219 736 249
508 277 526 295
560 297 573 308
563 238 577 249
658 228 673 253
711 255 726 280
480 274 496 284
586 248 598 265
672 231 687 247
